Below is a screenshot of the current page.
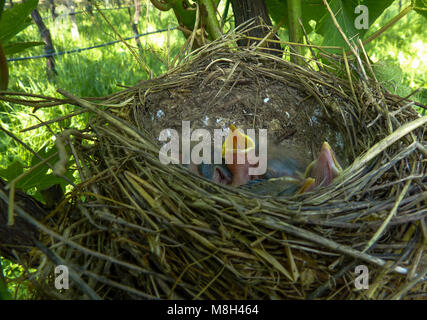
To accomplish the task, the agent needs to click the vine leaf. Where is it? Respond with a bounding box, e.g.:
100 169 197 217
265 0 394 52
0 0 38 44
414 0 427 19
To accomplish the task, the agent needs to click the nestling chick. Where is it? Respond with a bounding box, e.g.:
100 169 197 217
304 141 343 188
222 124 258 186
199 163 233 185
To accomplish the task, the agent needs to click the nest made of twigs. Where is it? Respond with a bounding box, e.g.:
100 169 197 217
2 24 427 300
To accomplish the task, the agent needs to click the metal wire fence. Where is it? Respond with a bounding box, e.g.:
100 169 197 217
41 5 136 20
6 27 178 62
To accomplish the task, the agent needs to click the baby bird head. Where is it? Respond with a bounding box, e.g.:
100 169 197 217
222 124 257 186
305 142 343 188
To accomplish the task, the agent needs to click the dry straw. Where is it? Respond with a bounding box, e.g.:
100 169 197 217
0 21 426 300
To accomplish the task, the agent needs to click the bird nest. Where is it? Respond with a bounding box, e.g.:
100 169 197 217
1 26 427 300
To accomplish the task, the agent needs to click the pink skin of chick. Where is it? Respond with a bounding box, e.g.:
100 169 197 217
223 124 261 187
305 141 343 189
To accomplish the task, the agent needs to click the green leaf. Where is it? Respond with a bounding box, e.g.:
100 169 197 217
0 145 74 197
372 59 413 98
0 0 39 44
265 0 286 26
170 0 196 31
372 59 403 85
0 258 13 300
2 41 44 55
266 0 326 34
417 88 427 106
301 0 330 32
0 0 5 22
414 0 427 19
360 0 396 29
0 275 13 300
266 0 395 47
33 173 73 204
23 173 68 192
316 0 394 52
30 143 58 168
19 144 71 190
0 161 24 182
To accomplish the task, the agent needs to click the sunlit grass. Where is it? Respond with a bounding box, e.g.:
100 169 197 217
1 4 185 169
10 6 183 96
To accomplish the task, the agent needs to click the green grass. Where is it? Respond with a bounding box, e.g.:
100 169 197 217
10 7 182 95
1 4 185 168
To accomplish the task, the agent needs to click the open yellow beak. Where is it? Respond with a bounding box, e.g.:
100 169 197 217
222 124 255 157
298 177 316 194
304 141 342 187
